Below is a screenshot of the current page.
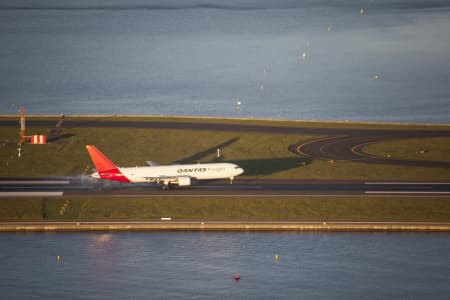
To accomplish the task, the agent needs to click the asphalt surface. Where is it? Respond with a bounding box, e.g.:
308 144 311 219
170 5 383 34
290 135 450 168
1 118 449 167
1 178 450 198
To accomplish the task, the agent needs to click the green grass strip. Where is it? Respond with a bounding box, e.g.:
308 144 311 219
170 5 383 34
364 137 450 162
1 196 449 222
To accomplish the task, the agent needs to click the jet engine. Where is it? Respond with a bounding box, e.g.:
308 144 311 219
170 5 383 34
177 176 191 187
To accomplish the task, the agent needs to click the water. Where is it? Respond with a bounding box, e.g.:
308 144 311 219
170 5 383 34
1 232 450 299
1 0 449 123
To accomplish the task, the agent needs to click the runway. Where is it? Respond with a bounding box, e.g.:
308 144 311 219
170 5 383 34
1 118 449 167
2 178 449 231
1 178 450 198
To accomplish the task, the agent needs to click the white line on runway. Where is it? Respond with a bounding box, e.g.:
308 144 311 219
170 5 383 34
365 191 450 195
0 192 64 197
365 182 450 185
0 180 70 185
76 193 449 198
105 194 356 198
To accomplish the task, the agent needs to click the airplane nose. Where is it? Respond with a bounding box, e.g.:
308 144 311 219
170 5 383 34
236 168 244 175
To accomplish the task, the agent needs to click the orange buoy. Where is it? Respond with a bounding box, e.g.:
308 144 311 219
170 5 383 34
234 273 241 280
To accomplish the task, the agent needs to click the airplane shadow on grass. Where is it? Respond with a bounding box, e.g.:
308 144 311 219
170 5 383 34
47 133 75 143
172 137 312 176
229 157 312 176
173 137 240 164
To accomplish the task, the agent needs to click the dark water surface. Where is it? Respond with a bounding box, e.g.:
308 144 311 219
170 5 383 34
1 0 450 123
1 232 449 299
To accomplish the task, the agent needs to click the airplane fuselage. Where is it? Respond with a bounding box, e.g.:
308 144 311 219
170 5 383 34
92 163 243 183
86 145 244 189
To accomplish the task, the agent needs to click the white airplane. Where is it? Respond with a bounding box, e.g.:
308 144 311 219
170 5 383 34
86 145 244 190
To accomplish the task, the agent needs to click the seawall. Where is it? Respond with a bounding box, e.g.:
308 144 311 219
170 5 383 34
1 221 450 232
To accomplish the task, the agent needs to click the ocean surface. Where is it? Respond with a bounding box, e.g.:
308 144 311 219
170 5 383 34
1 0 449 123
1 232 450 299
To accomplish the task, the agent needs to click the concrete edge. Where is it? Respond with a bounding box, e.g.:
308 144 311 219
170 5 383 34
1 222 450 232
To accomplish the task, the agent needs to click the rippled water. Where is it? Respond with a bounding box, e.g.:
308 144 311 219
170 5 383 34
1 0 449 123
1 232 450 299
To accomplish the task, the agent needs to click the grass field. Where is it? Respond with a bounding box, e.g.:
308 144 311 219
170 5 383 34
1 196 450 222
1 118 450 180
364 137 450 163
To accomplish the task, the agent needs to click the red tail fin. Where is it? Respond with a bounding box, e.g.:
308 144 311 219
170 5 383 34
86 145 130 183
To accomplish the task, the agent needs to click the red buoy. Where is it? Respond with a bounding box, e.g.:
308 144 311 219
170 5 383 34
234 273 241 280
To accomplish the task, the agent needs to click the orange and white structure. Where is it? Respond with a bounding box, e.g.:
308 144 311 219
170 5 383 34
30 135 47 144
19 106 26 144
18 106 48 145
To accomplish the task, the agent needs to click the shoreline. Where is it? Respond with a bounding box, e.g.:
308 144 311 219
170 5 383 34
1 221 450 232
1 114 449 127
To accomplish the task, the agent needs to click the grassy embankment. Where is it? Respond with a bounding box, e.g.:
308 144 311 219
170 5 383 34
1 116 449 221
2 197 450 222
364 137 450 163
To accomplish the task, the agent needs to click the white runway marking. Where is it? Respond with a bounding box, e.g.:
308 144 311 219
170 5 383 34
365 191 450 195
365 182 450 185
104 194 357 198
0 180 70 185
82 193 449 198
0 192 64 197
